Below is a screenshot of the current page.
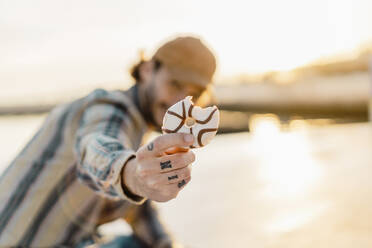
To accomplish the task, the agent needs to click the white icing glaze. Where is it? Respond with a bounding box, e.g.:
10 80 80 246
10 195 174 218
162 96 220 148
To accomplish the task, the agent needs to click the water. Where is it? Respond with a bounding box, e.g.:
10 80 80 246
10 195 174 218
1 114 372 247
0 114 48 172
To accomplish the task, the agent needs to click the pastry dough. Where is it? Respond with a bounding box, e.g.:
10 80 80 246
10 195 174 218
162 96 219 148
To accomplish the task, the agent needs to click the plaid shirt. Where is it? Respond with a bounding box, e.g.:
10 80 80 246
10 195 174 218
0 86 170 247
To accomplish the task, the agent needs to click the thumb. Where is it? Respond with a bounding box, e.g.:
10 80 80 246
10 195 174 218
164 146 189 155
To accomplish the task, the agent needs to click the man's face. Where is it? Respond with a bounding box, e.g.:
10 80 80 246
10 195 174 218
140 61 206 129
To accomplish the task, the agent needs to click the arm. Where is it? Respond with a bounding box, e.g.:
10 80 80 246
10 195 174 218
73 101 145 204
75 101 194 246
118 134 197 247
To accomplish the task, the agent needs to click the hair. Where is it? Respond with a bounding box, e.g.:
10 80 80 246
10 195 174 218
130 58 162 83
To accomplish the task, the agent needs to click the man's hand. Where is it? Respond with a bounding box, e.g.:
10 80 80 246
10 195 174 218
122 133 195 202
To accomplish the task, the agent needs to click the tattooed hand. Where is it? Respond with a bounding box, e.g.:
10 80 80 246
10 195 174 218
122 133 195 202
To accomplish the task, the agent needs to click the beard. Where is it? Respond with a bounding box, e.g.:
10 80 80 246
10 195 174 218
142 80 163 132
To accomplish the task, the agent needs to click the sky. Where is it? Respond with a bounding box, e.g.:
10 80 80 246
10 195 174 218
0 0 371 103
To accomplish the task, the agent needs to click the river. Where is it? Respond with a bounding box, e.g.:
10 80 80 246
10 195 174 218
1 114 371 247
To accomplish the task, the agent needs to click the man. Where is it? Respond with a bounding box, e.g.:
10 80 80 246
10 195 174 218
0 36 216 247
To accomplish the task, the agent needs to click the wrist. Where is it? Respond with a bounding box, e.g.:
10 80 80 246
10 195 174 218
122 156 144 199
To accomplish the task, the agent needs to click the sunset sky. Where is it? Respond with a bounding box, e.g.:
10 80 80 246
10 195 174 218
0 0 371 101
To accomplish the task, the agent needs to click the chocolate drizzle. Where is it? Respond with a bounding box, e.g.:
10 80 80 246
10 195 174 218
162 99 218 147
197 128 218 147
167 110 184 119
189 127 196 148
195 109 217 124
162 101 186 133
188 104 194 118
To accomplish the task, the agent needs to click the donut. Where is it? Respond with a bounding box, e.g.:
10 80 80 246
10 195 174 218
162 96 220 148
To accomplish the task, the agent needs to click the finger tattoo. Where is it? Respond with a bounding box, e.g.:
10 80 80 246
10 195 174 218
160 160 172 170
147 142 154 151
168 175 178 181
178 179 186 188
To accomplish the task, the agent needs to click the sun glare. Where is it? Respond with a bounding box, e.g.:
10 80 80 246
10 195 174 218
266 203 329 233
249 114 327 233
249 114 323 197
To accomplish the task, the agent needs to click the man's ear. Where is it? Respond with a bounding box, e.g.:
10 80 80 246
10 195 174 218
138 60 154 84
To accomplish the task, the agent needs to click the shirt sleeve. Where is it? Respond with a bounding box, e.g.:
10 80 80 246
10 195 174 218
73 101 146 204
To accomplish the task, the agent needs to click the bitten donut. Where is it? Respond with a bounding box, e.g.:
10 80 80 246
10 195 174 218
162 96 220 148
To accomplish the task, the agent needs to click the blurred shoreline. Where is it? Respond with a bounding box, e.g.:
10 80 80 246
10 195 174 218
1 46 371 134
0 79 369 134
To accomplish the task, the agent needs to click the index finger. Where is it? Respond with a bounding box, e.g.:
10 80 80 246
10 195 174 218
146 133 194 157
